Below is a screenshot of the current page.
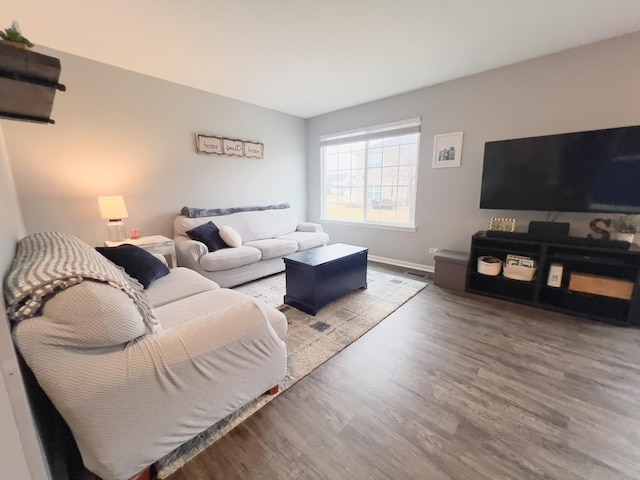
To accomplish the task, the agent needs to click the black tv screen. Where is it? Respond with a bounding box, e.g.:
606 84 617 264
479 125 640 213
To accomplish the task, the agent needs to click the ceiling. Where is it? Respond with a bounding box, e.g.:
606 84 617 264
7 1 640 118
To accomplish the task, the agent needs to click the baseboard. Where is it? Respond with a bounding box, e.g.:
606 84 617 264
368 255 434 273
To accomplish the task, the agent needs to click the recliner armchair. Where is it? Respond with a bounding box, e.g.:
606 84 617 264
7 233 287 480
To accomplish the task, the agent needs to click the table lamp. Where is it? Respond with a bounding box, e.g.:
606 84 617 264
98 195 129 242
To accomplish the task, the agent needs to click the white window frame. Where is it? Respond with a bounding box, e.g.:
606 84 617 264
320 118 421 229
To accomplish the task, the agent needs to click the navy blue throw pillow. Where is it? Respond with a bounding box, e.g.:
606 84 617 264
96 244 170 289
186 221 229 252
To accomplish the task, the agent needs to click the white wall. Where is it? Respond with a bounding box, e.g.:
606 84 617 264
2 23 640 480
3 48 307 248
306 32 640 267
10 34 640 269
0 125 48 479
0 45 307 478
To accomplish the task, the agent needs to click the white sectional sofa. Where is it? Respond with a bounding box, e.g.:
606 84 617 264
7 232 287 480
174 204 329 287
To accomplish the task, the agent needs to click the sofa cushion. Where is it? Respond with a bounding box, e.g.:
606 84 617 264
96 244 170 289
155 288 287 339
40 281 148 347
219 225 242 248
277 231 330 251
199 246 261 272
186 222 229 252
243 238 298 260
146 267 220 308
296 222 322 233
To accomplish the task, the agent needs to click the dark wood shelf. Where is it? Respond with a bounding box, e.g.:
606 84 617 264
538 287 630 323
468 271 536 302
467 231 640 326
0 43 65 124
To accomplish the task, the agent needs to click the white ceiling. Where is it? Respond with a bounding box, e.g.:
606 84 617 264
7 1 640 118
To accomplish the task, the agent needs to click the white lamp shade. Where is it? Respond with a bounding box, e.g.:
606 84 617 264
98 196 129 220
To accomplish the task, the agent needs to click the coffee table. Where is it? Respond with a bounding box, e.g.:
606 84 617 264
283 243 368 315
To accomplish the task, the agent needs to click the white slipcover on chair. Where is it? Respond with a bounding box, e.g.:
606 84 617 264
7 234 287 480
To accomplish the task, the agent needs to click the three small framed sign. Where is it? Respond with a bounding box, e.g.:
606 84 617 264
195 134 264 158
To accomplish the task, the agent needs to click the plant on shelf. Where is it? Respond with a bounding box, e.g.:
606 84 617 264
0 21 34 49
611 214 638 243
612 214 639 234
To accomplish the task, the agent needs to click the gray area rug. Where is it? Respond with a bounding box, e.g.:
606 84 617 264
155 269 427 478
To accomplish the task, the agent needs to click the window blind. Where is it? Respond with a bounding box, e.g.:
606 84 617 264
320 117 421 147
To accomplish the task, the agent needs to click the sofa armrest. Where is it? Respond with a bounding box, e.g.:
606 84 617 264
150 252 168 267
174 235 208 267
296 221 323 233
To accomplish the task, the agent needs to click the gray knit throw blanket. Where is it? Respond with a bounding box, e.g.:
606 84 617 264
181 202 290 218
4 232 160 334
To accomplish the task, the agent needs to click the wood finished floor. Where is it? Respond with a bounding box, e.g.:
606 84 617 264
167 264 640 480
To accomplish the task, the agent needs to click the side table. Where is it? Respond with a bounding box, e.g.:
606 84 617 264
104 235 177 268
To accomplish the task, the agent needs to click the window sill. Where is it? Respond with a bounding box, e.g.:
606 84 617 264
320 219 416 233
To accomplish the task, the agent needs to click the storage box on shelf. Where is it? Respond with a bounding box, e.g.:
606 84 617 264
568 272 634 300
466 231 640 325
503 254 537 281
477 255 502 276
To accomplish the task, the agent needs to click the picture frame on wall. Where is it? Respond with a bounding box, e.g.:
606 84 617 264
195 134 223 155
222 139 244 156
195 134 265 158
244 142 264 158
432 131 463 168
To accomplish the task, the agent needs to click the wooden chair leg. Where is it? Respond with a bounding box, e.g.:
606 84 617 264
268 385 279 395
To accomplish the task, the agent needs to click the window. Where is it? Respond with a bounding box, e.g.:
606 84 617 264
321 118 420 228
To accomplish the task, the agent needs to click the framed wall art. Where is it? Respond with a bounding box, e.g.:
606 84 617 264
432 131 463 168
195 134 264 159
244 142 264 158
488 217 516 232
222 139 244 157
196 134 223 155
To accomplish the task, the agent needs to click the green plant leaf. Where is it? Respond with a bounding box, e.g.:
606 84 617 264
0 27 34 47
612 215 639 234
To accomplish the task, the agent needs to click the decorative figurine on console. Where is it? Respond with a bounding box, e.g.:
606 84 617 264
588 218 611 240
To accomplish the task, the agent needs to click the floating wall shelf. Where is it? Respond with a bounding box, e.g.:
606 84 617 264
0 42 65 124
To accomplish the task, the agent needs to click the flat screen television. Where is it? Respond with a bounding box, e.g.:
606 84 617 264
479 125 640 213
